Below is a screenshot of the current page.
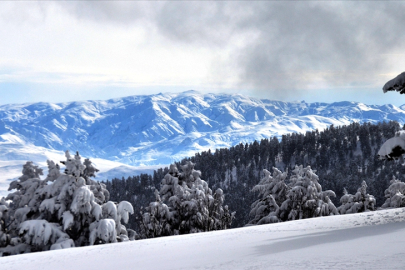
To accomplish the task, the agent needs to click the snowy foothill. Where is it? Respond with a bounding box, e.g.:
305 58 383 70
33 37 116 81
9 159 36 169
1 208 405 270
0 138 158 197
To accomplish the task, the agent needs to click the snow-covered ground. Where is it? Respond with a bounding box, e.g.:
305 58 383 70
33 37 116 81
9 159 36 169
2 208 405 270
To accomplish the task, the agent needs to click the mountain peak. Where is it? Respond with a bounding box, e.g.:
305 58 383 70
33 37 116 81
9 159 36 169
1 91 405 168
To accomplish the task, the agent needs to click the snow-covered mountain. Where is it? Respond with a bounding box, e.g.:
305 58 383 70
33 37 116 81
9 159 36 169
1 207 405 270
1 90 405 195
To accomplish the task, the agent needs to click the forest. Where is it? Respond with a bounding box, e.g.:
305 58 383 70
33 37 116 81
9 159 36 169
2 119 405 256
105 120 405 230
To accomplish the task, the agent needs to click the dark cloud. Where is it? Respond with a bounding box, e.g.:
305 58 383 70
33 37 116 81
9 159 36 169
57 2 405 99
230 2 405 99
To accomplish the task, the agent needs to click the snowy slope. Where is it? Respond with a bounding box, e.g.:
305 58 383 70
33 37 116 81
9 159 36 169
1 208 405 270
2 91 405 195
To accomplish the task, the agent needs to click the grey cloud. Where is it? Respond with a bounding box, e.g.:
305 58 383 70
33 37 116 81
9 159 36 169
59 1 236 46
154 2 237 46
58 2 148 24
233 2 405 99
56 2 405 99
0 2 49 25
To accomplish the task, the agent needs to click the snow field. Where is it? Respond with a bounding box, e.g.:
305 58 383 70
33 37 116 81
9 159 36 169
1 208 405 270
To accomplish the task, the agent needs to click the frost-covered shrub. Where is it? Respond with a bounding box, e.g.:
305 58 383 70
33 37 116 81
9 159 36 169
0 151 134 257
139 162 235 238
338 181 376 214
247 165 339 226
381 176 405 208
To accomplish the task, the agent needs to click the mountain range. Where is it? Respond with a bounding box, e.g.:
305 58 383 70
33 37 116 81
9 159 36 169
1 90 405 195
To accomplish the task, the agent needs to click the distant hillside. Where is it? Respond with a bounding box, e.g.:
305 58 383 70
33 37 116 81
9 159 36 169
2 91 405 167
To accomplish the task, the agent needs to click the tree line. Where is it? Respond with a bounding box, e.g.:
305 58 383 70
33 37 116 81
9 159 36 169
2 120 405 256
106 121 405 228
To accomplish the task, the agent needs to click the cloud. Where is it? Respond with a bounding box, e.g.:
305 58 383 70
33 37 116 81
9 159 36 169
59 1 149 25
2 1 405 102
235 2 405 98
54 2 405 99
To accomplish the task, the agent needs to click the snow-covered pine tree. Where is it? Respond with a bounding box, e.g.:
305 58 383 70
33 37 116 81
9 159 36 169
0 151 134 257
247 165 338 226
139 190 171 238
278 165 339 221
0 197 10 249
139 161 235 238
378 74 405 208
379 72 405 159
337 181 376 214
246 168 288 225
380 176 405 208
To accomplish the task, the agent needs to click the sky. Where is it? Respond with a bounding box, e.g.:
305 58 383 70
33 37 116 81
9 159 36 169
1 1 405 106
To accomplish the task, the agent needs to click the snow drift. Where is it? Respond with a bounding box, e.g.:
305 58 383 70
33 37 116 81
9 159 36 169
1 208 405 270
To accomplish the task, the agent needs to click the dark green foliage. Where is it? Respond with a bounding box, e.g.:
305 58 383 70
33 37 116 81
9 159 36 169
103 168 168 232
106 121 404 228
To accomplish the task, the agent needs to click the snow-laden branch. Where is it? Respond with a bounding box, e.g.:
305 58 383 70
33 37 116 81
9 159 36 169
378 130 405 160
383 72 405 94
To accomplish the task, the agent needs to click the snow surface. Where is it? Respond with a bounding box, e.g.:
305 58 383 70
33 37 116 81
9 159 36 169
1 208 405 270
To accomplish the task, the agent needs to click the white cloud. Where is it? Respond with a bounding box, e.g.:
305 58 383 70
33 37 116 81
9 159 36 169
0 2 242 90
1 1 405 105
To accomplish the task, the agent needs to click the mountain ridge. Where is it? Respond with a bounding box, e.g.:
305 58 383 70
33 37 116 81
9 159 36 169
1 91 405 196
1 91 405 167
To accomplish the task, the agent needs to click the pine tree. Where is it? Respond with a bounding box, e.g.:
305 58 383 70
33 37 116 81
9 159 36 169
338 181 376 214
247 165 338 226
0 151 134 257
139 161 235 238
278 165 338 221
381 176 405 208
246 168 288 225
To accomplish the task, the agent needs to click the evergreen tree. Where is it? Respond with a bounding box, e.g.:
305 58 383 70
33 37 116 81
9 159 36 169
278 165 338 221
138 162 235 238
381 176 405 208
338 181 376 214
248 165 338 226
246 168 288 225
106 121 403 228
0 151 134 257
